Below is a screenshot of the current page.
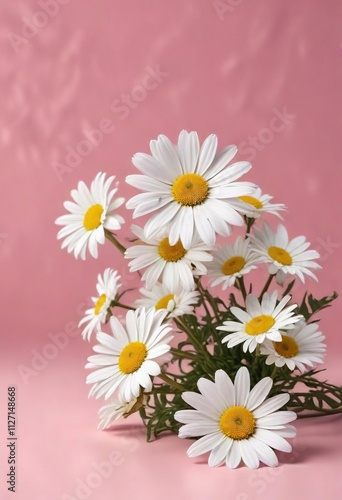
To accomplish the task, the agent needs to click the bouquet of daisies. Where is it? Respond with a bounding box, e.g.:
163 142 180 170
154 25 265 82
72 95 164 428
56 131 341 469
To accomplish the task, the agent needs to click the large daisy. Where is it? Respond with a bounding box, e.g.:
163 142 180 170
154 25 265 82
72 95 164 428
56 172 125 260
86 308 173 402
228 187 285 219
78 268 121 341
217 292 302 353
124 225 213 291
260 321 326 372
135 282 200 318
207 236 260 290
249 222 321 283
126 131 255 249
175 367 297 469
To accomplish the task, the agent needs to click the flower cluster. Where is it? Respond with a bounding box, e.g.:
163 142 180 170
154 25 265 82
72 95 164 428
56 130 339 469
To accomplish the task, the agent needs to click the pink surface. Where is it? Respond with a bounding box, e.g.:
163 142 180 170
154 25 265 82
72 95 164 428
1 1 342 499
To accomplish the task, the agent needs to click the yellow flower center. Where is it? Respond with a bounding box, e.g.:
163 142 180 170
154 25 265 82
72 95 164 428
172 173 209 206
155 294 175 310
268 246 292 266
118 342 147 374
239 195 263 209
273 335 299 358
222 256 246 276
220 406 256 440
245 315 275 336
83 204 104 231
158 238 187 262
94 294 107 315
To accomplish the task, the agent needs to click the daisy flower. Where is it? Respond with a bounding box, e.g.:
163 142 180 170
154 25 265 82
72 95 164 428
86 308 173 402
249 223 321 283
217 292 302 353
126 130 255 249
78 268 121 341
260 321 326 372
207 236 260 290
229 187 285 219
124 225 213 291
55 172 125 260
98 397 141 430
175 367 297 469
135 282 200 317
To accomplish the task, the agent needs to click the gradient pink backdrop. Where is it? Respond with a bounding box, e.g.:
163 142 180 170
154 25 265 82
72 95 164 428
1 1 342 499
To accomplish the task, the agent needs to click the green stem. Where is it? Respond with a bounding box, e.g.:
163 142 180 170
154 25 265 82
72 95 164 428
158 373 185 391
111 301 135 311
105 229 126 254
170 348 197 361
259 274 274 299
245 217 255 236
270 366 278 379
237 277 247 301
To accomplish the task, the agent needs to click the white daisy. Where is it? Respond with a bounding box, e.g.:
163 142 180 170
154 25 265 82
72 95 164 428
86 308 173 402
56 172 125 260
78 268 121 341
260 321 326 372
98 397 141 430
217 292 302 353
175 367 297 469
228 187 285 219
126 130 255 249
249 222 321 283
124 225 213 291
207 236 260 290
135 282 200 317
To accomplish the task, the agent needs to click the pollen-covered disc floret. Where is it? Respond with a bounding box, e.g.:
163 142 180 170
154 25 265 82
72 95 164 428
207 236 261 290
135 282 200 318
228 187 286 219
126 130 255 249
260 320 326 372
86 308 173 402
124 225 213 291
217 292 302 353
175 367 297 469
55 172 125 260
249 222 321 283
79 268 121 341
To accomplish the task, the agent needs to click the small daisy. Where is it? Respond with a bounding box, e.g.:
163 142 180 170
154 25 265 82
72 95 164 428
135 283 200 317
56 172 125 260
126 130 255 249
124 225 213 291
260 321 326 372
249 222 321 283
78 268 121 341
86 308 173 402
175 367 297 469
207 236 260 290
229 187 285 219
217 292 302 353
98 396 141 430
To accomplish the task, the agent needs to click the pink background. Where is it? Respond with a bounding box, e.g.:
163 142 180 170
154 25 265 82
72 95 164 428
1 1 342 499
